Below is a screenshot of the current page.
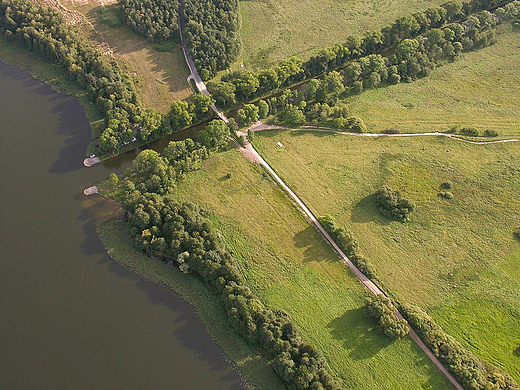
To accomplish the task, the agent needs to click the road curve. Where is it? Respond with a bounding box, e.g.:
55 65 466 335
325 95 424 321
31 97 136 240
237 125 464 390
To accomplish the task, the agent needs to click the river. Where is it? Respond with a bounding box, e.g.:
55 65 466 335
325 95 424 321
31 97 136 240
0 61 245 390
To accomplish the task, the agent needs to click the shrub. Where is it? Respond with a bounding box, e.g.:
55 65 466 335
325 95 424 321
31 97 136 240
375 185 415 222
484 129 499 137
460 127 479 136
364 295 409 339
514 227 520 240
440 181 453 189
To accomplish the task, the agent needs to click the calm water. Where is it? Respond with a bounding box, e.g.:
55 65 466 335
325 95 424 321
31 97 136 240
0 62 244 390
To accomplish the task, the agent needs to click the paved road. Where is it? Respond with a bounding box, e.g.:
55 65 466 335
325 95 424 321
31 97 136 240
237 124 464 390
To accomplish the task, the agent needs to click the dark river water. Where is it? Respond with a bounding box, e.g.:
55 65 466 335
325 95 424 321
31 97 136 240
0 61 244 390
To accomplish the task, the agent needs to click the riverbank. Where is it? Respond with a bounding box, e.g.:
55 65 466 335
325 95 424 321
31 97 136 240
96 216 286 390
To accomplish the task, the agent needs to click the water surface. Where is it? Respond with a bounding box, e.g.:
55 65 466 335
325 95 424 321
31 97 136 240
0 62 244 390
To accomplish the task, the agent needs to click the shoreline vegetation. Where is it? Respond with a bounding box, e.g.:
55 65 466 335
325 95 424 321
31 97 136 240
97 215 285 390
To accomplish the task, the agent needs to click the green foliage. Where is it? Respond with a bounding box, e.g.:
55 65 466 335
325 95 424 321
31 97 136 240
121 0 179 42
461 127 480 136
375 185 415 221
484 129 499 137
279 104 305 126
257 100 269 119
364 295 409 339
402 304 519 390
183 0 241 78
514 227 520 240
440 191 454 199
198 120 230 149
237 104 260 127
318 215 358 258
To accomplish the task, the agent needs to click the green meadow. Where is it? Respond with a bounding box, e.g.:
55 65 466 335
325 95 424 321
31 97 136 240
168 147 454 389
238 0 445 69
253 130 520 381
345 24 520 135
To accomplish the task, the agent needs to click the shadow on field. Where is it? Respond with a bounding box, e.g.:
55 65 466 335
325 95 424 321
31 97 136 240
293 225 329 262
328 307 391 360
351 194 390 225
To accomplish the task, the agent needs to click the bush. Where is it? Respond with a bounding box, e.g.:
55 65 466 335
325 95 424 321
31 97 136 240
514 227 520 240
364 295 409 339
484 129 499 137
440 181 453 189
375 185 415 222
460 127 479 136
402 304 519 390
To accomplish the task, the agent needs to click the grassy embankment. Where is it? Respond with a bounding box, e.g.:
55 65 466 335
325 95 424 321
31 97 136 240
165 147 454 389
252 129 520 381
97 216 286 390
345 23 520 135
237 0 446 70
0 35 106 136
58 0 192 113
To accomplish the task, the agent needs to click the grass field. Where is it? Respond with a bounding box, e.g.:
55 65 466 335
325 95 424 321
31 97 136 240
253 129 520 381
344 24 520 135
169 147 454 389
237 0 445 70
59 0 192 113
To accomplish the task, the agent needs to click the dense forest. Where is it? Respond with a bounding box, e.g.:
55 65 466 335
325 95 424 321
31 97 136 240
121 0 179 42
183 0 241 80
105 140 342 390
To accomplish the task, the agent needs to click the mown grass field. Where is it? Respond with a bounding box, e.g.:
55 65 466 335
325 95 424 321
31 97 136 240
253 129 520 381
170 147 454 389
60 0 192 113
345 24 520 135
237 0 445 70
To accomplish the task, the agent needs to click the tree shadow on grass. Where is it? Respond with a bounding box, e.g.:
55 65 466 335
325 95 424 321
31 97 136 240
350 194 390 226
328 307 392 361
293 225 330 262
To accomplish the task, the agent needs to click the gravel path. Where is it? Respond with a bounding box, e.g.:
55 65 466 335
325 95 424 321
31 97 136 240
237 124 464 390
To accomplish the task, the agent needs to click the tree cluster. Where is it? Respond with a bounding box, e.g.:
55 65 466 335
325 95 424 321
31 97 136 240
207 1 520 111
317 215 376 278
110 146 342 389
183 0 241 80
402 304 519 390
364 295 409 339
0 0 144 155
121 0 179 42
375 185 416 222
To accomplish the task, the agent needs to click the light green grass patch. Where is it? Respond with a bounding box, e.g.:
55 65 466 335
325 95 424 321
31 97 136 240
238 0 446 69
345 25 520 135
252 129 520 381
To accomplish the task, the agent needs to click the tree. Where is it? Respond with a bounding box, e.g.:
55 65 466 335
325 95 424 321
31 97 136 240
209 81 236 109
257 100 269 119
365 295 409 339
279 104 305 126
198 119 229 149
191 94 214 121
236 104 259 126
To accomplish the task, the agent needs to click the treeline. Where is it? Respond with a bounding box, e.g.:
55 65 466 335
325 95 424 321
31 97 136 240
402 305 519 390
121 0 179 42
0 0 144 154
183 0 241 81
209 1 520 111
0 0 220 156
106 141 342 390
